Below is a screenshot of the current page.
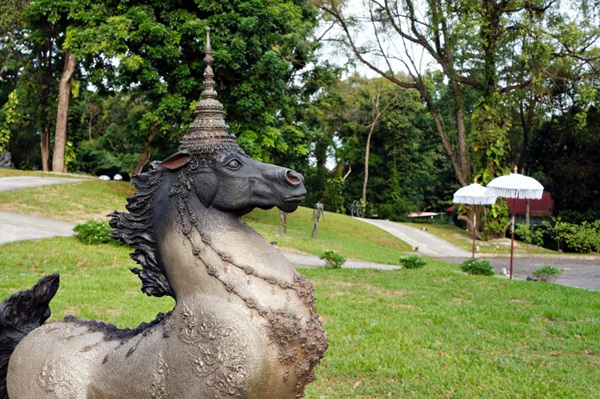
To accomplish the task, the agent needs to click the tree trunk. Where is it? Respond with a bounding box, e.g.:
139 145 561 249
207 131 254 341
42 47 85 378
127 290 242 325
362 122 376 204
133 145 151 176
40 122 51 172
52 51 77 173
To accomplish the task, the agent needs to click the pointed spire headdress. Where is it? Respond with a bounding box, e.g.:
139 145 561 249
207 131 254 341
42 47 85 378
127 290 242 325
179 27 242 159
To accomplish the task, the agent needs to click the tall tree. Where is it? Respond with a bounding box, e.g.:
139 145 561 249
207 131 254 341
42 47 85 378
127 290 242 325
67 0 327 173
52 50 76 173
319 73 445 216
335 74 402 203
318 0 600 186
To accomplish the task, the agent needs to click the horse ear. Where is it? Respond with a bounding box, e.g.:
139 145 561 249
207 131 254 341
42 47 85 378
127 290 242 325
161 152 191 170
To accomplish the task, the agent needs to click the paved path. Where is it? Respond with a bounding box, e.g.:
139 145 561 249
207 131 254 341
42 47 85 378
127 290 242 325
0 176 86 243
355 217 471 257
0 211 76 244
0 176 86 192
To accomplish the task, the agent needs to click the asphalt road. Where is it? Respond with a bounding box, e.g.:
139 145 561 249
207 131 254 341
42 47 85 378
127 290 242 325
440 256 600 291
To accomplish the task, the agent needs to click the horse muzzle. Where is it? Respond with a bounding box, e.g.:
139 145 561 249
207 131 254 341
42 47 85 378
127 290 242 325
279 169 306 204
281 169 304 187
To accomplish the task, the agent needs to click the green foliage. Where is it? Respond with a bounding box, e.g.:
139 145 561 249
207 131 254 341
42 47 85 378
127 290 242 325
460 258 494 276
0 90 21 152
73 219 117 245
322 176 345 214
515 223 544 246
471 93 512 179
319 249 346 269
399 255 426 269
483 200 509 239
532 266 563 283
542 218 600 253
529 107 600 220
377 196 415 221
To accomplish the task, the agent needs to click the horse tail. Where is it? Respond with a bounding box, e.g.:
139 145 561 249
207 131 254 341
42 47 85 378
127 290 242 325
0 274 59 399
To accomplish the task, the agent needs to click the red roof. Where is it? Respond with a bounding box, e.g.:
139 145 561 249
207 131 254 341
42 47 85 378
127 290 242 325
506 192 553 216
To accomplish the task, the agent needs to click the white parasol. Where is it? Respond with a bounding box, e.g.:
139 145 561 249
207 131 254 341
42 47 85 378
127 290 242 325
453 183 497 257
485 168 544 279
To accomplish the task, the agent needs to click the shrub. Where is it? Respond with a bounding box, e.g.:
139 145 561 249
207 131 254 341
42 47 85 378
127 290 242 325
460 258 494 276
399 255 426 269
532 266 563 283
542 218 600 253
74 219 116 245
515 223 544 246
319 250 346 269
484 200 509 240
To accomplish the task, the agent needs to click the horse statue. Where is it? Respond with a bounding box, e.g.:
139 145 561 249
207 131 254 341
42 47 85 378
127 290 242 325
0 28 327 399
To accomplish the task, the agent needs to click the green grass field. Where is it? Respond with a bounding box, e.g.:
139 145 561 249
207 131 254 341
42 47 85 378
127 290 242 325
1 171 600 397
0 240 599 398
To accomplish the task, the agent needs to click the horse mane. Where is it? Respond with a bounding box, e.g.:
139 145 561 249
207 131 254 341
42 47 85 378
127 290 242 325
109 162 174 298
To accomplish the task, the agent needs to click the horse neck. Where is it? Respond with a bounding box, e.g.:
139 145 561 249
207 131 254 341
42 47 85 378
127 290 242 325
156 193 294 303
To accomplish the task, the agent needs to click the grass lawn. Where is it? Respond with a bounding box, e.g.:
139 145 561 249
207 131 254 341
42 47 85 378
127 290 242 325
0 239 599 398
245 207 412 264
2 170 600 397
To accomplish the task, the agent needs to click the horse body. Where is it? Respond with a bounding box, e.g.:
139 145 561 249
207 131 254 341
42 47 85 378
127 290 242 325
5 150 327 398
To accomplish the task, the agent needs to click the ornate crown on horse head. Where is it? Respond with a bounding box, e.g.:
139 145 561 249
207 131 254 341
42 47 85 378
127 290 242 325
178 27 243 163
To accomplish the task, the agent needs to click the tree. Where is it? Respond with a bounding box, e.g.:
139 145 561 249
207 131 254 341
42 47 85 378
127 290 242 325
316 72 446 217
52 50 76 173
1 0 74 171
530 106 600 222
65 0 328 174
334 74 403 203
318 0 600 187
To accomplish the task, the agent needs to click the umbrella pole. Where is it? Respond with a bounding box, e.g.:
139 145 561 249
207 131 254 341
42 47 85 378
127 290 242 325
509 200 515 280
472 206 477 258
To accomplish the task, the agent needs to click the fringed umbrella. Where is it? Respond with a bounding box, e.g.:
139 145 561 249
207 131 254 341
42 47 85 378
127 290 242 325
485 167 544 279
453 183 497 257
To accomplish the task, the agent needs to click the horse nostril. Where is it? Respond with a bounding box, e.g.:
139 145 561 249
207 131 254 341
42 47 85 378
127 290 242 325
285 170 302 186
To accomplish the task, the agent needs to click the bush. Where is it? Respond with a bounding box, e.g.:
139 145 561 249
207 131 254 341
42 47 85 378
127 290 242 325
515 224 544 246
460 258 494 276
377 197 415 222
319 250 346 269
532 266 563 283
542 218 600 253
74 219 116 245
399 255 426 269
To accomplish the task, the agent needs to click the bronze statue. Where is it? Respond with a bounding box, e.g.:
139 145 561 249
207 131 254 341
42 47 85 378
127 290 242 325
0 28 327 399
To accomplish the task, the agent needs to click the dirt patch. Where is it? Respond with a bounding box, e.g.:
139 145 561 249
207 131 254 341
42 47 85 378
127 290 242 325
334 281 408 297
509 298 531 304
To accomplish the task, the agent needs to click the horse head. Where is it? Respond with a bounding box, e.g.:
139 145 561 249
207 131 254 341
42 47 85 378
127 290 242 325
161 149 306 215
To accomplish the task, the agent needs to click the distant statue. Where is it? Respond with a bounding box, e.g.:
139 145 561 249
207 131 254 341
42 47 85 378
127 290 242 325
279 209 287 234
0 28 327 399
311 202 325 237
0 151 14 168
350 200 360 217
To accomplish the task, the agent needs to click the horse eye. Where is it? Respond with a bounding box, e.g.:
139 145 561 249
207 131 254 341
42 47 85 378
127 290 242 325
226 159 241 170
